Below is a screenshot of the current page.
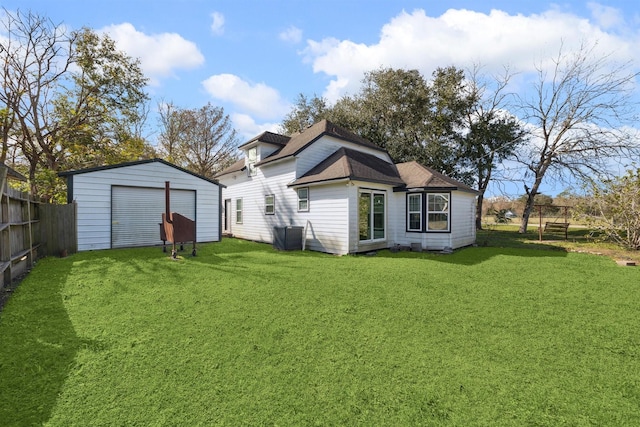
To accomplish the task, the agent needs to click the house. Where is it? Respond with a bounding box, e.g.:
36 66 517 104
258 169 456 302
215 120 478 255
59 159 222 251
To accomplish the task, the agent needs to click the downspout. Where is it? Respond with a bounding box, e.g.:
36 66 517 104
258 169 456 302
218 184 223 241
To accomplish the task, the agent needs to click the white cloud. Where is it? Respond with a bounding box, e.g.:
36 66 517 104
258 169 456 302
210 12 225 36
101 23 204 85
202 73 291 120
279 25 302 44
303 7 637 103
587 2 624 29
231 113 281 141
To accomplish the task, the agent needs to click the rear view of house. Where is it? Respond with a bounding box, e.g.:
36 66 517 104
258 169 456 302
216 120 477 255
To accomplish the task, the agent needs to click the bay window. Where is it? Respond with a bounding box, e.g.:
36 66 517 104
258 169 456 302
405 192 450 232
427 193 449 231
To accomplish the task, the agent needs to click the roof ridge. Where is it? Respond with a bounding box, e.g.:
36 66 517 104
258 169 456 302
337 147 353 178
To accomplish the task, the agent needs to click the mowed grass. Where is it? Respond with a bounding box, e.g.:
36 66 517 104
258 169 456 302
1 238 639 426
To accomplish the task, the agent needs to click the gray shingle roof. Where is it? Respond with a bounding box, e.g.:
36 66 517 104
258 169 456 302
58 158 221 185
257 119 385 166
396 161 478 193
216 120 478 194
214 158 245 178
289 147 404 187
238 131 290 149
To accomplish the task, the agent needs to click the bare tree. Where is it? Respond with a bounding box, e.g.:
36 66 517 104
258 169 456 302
515 41 640 233
0 9 150 199
157 101 188 164
157 103 239 179
0 9 75 191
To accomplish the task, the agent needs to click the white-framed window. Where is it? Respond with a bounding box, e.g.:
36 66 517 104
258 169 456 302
265 194 275 215
236 198 243 223
359 190 385 241
407 193 422 231
297 187 309 212
247 147 257 176
427 193 449 231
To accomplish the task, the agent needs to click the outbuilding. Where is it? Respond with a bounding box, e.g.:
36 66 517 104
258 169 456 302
59 159 222 251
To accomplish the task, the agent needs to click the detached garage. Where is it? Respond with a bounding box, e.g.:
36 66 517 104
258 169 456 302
59 159 222 251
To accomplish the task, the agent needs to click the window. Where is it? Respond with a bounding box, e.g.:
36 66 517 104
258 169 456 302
297 187 309 212
236 198 243 223
247 147 257 176
265 194 275 215
359 191 385 241
427 193 449 231
407 193 422 231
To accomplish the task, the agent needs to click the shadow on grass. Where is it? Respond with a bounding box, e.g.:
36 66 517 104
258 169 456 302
375 245 567 265
0 257 96 426
375 229 569 266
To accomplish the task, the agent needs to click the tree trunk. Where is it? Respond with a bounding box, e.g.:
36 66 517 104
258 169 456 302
519 178 543 233
476 192 484 230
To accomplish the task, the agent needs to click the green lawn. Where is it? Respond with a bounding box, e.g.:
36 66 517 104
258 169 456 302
1 237 639 426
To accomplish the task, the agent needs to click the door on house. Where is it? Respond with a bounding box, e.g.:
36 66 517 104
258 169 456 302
223 198 231 235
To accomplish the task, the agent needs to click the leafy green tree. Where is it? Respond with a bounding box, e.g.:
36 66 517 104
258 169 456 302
157 102 239 179
280 94 329 135
331 68 431 163
460 66 526 229
575 170 640 250
327 67 476 182
60 28 151 170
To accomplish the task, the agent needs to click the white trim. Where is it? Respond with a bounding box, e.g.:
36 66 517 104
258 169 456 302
297 187 309 212
407 193 422 231
265 194 275 215
358 189 386 242
426 193 450 232
236 198 243 223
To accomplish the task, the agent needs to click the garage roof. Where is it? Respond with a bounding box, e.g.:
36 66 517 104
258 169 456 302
58 158 221 185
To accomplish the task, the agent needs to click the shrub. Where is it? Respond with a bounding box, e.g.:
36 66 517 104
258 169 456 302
575 169 640 250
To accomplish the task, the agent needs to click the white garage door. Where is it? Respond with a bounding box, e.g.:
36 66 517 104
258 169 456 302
111 186 196 248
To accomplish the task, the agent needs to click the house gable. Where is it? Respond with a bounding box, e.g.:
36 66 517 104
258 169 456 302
256 119 386 167
289 147 404 187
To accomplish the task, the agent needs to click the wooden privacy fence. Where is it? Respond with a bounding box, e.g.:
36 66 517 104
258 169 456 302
0 164 77 291
39 203 77 258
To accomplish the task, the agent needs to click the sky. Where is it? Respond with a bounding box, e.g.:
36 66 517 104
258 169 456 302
2 0 640 196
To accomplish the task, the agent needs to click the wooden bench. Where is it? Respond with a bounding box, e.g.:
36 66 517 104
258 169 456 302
544 222 570 239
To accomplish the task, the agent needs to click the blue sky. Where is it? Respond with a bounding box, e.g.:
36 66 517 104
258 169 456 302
2 1 639 195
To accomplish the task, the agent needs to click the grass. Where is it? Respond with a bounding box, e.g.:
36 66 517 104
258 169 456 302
1 237 639 425
478 223 640 263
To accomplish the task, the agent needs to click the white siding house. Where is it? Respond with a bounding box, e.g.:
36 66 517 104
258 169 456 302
217 120 478 255
59 159 222 251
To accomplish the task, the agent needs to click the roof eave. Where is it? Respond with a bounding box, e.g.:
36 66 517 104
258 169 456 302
288 177 350 188
395 185 479 195
255 155 295 167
